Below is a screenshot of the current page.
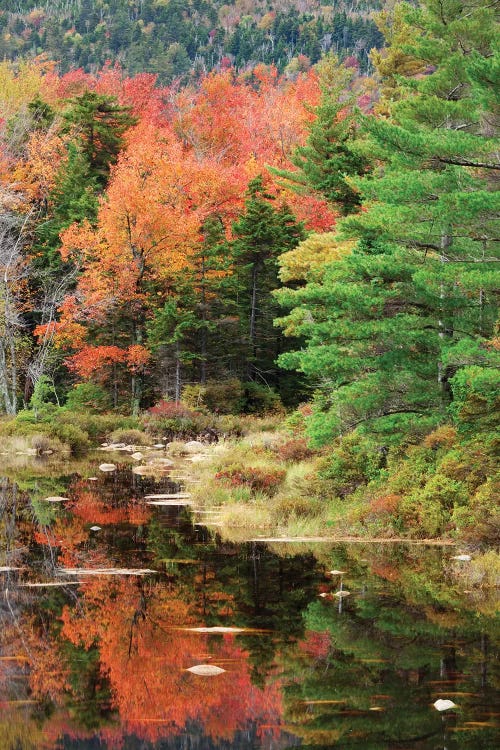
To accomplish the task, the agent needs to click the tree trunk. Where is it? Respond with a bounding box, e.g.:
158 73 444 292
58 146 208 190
248 261 260 380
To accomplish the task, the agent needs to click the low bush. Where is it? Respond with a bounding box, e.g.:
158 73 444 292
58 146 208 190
30 433 66 455
183 379 245 414
215 464 286 495
277 438 315 463
108 427 150 445
49 422 90 455
319 432 382 498
271 494 322 522
241 381 282 415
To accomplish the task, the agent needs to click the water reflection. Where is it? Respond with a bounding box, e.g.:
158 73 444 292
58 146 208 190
0 465 498 749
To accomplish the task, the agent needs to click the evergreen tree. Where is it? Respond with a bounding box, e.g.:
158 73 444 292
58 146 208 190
276 0 499 443
272 54 371 216
35 143 98 269
63 90 136 187
231 176 305 388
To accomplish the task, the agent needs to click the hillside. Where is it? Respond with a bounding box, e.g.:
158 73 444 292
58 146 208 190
0 0 383 80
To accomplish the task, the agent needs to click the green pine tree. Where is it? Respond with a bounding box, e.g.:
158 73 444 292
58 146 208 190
272 54 371 216
276 0 499 444
231 176 305 389
63 90 136 187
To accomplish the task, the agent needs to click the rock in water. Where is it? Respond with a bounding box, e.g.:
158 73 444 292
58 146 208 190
433 699 457 711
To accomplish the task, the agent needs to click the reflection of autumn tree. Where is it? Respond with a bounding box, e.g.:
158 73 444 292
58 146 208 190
68 481 151 527
60 576 282 743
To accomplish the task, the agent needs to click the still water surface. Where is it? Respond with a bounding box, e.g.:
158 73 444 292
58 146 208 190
0 461 498 749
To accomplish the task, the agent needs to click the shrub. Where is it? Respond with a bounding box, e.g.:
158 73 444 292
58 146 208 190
215 464 286 495
148 400 196 418
284 404 313 434
65 383 111 413
422 425 457 450
319 432 382 498
277 438 315 463
183 379 245 414
181 384 207 410
205 379 245 413
271 495 321 522
30 433 66 454
108 428 150 445
367 493 402 516
241 381 282 415
143 400 201 438
452 479 500 544
50 423 90 455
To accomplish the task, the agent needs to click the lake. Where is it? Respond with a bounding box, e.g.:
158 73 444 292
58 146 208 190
0 460 498 749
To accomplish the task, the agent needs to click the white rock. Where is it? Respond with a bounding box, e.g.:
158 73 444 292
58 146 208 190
131 452 143 461
148 457 174 467
153 443 165 449
433 699 457 711
329 570 346 576
183 440 205 454
451 554 472 562
99 463 116 472
44 496 69 503
90 526 101 531
132 465 150 475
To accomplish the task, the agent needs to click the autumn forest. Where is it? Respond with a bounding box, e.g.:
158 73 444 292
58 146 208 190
1 0 499 538
0 1 499 749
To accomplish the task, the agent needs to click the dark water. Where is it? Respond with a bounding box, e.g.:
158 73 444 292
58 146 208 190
0 462 498 749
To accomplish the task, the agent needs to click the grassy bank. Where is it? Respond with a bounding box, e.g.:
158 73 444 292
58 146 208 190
1 398 497 548
164 419 498 548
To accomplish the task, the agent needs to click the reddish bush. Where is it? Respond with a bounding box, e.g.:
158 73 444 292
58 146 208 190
277 438 314 462
215 465 286 495
368 493 402 516
148 400 196 418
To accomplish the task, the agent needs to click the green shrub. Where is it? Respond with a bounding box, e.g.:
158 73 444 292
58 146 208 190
50 422 90 455
241 381 282 415
452 479 500 544
65 383 112 413
108 427 150 445
284 404 313 435
59 412 139 441
14 409 38 425
319 432 382 498
271 495 322 522
183 379 245 414
205 379 245 413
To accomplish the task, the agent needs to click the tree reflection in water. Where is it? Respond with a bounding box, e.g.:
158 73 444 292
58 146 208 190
0 469 498 749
